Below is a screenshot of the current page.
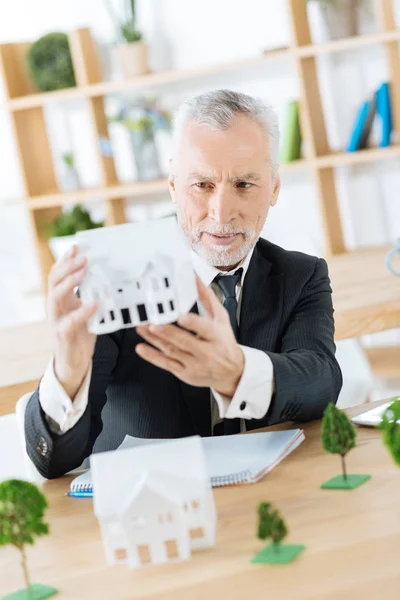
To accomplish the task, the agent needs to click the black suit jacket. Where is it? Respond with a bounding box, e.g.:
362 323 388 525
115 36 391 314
25 239 342 478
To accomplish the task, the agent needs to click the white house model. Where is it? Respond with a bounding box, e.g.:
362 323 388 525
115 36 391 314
76 216 197 335
90 437 217 569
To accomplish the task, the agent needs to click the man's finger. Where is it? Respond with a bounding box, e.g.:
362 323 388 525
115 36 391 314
177 312 216 340
135 343 185 375
51 266 87 305
58 301 98 339
137 325 196 360
49 252 87 288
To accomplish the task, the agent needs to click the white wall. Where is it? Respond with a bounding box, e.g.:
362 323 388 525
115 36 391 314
0 0 399 335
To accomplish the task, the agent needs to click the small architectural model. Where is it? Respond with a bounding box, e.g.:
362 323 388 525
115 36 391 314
90 437 216 569
321 403 371 490
251 501 305 565
76 217 197 335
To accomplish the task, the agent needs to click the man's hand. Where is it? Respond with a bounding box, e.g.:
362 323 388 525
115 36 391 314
136 276 245 397
47 245 98 400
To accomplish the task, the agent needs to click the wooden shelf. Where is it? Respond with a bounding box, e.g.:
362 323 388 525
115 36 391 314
28 179 169 209
2 1 400 293
315 144 400 168
7 49 291 111
7 29 400 112
26 141 400 210
297 29 400 57
27 159 308 209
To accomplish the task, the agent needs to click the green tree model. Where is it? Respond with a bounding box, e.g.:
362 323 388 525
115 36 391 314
381 399 400 466
0 480 49 596
253 501 304 565
321 402 356 480
257 502 288 551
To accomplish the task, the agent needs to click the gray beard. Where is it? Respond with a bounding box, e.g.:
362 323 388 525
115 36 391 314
183 224 258 268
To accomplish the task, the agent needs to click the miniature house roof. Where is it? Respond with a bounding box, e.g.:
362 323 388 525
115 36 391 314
119 469 205 519
91 436 210 520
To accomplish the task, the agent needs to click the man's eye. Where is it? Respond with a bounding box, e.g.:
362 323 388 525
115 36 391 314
236 181 252 189
194 182 211 189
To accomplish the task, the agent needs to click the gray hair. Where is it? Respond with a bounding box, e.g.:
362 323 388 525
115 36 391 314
172 89 280 180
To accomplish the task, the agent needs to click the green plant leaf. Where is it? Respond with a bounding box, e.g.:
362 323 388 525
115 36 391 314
380 400 400 466
26 32 76 92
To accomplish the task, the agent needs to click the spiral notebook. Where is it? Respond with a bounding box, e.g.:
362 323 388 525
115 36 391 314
69 429 305 495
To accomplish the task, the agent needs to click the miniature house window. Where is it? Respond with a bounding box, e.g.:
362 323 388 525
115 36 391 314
189 527 204 540
110 310 115 321
166 513 173 523
157 303 164 314
118 289 123 293
192 500 199 510
122 308 131 324
136 281 141 290
169 300 175 311
137 544 151 565
115 548 127 561
165 540 178 559
164 278 170 288
137 304 148 321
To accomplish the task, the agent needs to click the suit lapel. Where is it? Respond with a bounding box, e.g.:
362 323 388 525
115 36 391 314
239 243 284 350
179 302 212 437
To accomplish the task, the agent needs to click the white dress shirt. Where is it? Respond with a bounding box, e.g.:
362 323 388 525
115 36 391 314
39 249 275 435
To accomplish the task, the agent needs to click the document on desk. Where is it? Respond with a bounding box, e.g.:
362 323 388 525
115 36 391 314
68 429 305 496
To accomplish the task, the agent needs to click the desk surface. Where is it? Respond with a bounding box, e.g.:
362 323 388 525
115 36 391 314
0 245 399 392
1 403 400 600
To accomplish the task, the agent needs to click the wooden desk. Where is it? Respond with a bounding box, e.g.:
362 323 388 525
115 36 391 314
1 244 399 415
1 403 400 600
328 245 400 340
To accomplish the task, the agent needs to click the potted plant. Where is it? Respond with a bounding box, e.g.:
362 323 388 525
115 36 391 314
26 32 76 92
105 0 149 78
43 204 104 261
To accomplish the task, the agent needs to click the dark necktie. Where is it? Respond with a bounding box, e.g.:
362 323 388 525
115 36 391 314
213 268 243 436
213 268 243 338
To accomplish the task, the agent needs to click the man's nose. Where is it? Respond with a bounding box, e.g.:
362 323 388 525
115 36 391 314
208 186 238 224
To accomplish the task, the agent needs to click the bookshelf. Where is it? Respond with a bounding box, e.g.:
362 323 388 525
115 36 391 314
0 0 399 290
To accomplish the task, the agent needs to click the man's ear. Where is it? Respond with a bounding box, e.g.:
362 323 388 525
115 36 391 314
270 172 281 207
168 159 177 204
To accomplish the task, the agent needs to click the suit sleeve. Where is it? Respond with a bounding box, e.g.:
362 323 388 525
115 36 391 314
247 258 342 429
24 332 121 479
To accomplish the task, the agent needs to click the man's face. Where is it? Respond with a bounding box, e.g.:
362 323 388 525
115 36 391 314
169 115 280 270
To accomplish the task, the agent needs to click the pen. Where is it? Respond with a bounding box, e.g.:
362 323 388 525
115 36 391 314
66 491 93 498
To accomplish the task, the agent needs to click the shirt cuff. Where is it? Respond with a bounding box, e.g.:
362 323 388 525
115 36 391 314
212 346 274 420
39 359 92 435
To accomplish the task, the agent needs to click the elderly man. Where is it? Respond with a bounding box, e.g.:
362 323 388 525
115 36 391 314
25 90 342 478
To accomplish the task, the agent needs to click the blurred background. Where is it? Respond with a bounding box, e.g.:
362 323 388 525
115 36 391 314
0 0 399 408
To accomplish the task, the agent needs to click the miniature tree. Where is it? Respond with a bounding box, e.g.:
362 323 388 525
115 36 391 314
380 400 400 466
322 402 356 480
321 403 371 490
252 502 304 565
0 479 58 600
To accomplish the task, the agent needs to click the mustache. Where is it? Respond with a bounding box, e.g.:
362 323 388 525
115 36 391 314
193 225 248 239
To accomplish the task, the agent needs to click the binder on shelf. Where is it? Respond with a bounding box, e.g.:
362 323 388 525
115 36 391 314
280 100 302 164
346 95 376 152
376 82 392 148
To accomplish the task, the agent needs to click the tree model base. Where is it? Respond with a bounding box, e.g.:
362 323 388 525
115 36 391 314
3 583 59 600
251 543 305 565
321 474 371 490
